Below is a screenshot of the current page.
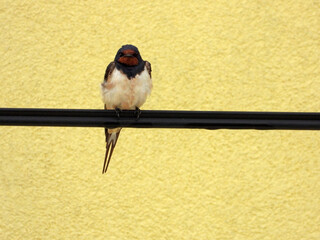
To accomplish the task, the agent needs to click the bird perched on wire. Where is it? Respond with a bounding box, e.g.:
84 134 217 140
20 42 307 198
100 44 152 174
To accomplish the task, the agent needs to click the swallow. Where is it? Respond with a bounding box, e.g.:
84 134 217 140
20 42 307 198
100 44 152 174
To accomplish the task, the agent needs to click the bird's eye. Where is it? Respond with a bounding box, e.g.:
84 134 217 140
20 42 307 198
119 52 124 57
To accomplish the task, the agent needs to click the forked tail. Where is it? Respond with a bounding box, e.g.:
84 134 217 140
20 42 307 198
102 129 121 174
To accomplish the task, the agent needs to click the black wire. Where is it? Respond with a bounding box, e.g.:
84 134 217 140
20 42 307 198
0 108 320 130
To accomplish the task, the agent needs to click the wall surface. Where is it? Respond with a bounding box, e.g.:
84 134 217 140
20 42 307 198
1 0 319 239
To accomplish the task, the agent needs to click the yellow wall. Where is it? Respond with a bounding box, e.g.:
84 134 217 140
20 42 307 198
1 1 319 239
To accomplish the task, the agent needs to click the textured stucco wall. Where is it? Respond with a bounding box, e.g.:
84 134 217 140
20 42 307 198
1 1 320 239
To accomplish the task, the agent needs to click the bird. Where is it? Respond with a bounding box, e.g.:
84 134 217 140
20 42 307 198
100 44 152 174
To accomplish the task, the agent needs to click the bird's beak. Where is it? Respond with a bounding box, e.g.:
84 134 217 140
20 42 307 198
123 54 134 57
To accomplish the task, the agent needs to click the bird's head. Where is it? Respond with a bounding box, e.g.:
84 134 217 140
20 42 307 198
115 44 143 67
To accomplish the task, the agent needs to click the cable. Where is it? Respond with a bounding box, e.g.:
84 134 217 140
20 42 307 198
0 108 320 130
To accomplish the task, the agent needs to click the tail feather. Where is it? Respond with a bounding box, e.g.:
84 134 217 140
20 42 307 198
102 129 121 174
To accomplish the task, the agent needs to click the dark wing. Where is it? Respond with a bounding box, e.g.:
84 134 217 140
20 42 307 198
145 61 152 78
102 62 116 174
104 61 116 82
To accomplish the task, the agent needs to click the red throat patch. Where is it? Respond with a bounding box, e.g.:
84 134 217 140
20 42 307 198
118 56 139 66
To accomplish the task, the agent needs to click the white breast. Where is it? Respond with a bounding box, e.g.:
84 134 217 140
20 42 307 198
101 67 152 110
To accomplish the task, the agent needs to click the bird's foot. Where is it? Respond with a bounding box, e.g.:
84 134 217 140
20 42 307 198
134 107 141 119
115 108 122 119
